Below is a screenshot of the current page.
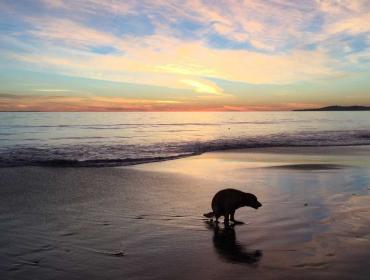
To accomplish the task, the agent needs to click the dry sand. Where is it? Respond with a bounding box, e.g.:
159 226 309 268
1 146 370 279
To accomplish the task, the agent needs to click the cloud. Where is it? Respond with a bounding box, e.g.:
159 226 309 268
180 79 223 95
0 93 184 111
33 88 77 92
10 17 341 89
1 0 370 111
325 12 370 35
27 18 119 50
0 92 327 111
5 0 370 54
41 0 132 15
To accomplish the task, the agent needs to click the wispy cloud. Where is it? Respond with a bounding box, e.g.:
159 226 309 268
0 92 327 111
9 26 340 87
33 88 77 92
0 0 369 110
0 93 185 111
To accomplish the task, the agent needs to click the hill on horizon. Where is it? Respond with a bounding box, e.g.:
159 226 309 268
294 105 370 111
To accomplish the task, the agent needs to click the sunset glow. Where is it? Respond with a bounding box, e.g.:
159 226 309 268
1 0 369 111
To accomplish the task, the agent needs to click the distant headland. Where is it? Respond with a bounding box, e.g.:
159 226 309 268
294 105 370 111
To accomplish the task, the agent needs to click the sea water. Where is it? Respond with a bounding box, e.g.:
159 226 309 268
1 111 370 167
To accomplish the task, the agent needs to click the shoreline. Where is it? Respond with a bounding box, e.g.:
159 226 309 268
2 144 370 169
1 145 370 279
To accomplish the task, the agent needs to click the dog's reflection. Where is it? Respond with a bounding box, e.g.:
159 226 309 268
205 221 262 265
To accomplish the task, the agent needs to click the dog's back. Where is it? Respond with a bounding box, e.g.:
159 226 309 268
212 189 246 213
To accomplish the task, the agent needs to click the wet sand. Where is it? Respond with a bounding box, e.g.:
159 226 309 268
1 146 370 279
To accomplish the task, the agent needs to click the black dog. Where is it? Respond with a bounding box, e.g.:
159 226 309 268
204 189 262 224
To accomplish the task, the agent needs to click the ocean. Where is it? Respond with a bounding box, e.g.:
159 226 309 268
1 111 370 167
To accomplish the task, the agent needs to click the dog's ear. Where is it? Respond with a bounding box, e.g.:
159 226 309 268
242 193 253 206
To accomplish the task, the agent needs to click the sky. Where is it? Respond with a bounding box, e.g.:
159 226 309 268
0 0 369 111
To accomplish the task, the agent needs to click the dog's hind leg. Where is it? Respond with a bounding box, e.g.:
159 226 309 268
215 213 221 223
224 212 229 225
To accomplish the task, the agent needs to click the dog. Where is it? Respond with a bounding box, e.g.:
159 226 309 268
204 188 262 224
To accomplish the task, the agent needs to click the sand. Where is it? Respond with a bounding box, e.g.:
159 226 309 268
1 146 370 279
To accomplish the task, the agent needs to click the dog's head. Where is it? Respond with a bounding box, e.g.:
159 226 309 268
243 193 262 209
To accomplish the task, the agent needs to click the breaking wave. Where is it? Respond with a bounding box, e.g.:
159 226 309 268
1 130 370 167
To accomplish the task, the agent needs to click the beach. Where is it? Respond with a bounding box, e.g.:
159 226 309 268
2 0 370 278
1 145 370 280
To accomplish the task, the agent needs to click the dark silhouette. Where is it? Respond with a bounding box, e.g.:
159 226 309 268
206 221 262 265
204 188 262 224
294 105 370 111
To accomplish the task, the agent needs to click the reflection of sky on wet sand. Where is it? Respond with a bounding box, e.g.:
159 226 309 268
1 146 370 279
133 146 370 276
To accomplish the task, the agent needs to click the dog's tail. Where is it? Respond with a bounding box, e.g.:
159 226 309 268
203 212 215 218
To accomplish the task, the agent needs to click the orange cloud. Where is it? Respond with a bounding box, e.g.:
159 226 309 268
2 0 369 112
0 94 324 112
0 94 183 112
